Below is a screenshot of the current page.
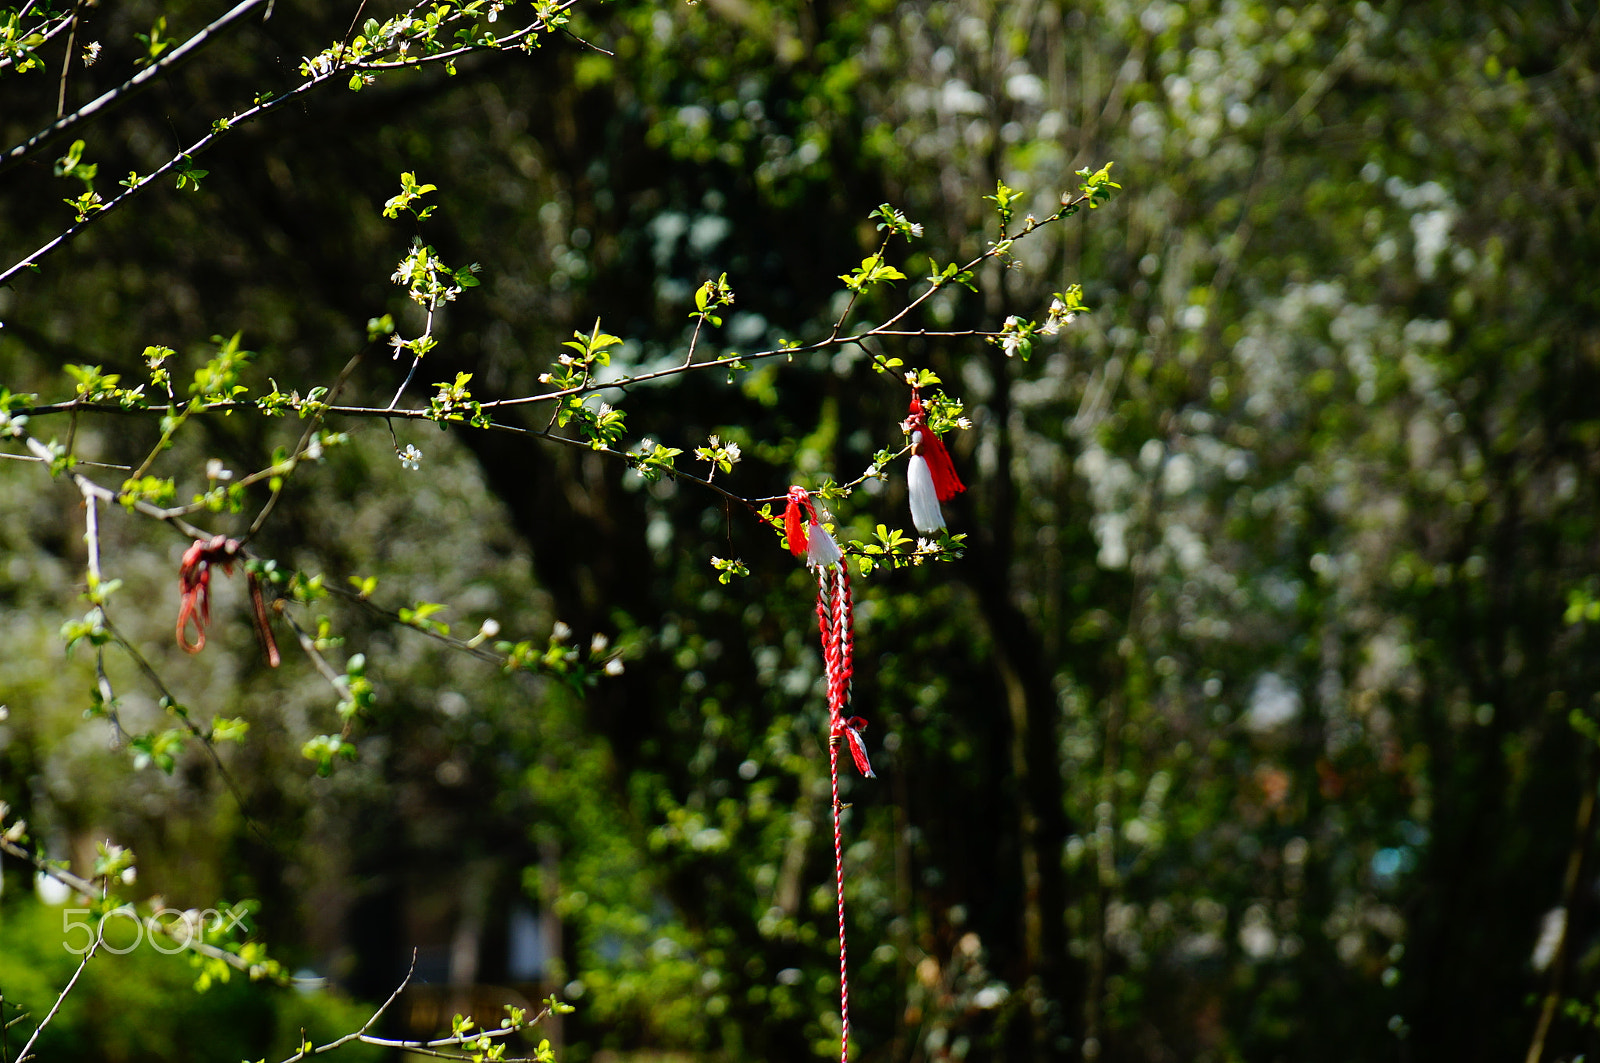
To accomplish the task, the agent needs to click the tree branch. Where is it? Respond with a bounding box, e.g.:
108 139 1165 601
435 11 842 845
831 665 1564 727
0 0 270 173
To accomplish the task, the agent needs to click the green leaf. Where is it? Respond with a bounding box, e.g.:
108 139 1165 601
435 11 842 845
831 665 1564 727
210 717 250 743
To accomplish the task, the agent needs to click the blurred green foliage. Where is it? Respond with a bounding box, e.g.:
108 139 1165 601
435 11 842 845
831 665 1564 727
0 897 382 1062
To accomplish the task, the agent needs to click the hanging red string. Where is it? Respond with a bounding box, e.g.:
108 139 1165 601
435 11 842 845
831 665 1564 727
785 486 871 1063
176 535 281 668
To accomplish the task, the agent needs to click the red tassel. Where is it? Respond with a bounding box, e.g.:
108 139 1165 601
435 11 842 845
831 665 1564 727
920 433 964 501
784 486 812 557
905 389 965 502
840 716 875 778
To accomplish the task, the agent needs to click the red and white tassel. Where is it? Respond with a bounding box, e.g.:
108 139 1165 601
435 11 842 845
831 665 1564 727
903 389 965 533
784 486 844 569
837 716 875 778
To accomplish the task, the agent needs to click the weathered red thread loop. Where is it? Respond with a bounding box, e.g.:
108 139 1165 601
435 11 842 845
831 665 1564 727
176 536 224 653
176 535 280 667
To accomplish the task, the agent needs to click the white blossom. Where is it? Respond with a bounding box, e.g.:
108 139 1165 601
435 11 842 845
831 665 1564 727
1039 296 1079 336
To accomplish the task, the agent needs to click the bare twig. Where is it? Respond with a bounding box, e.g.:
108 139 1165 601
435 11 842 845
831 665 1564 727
0 451 130 471
14 938 97 1063
0 837 99 898
0 836 273 978
55 1 84 119
270 949 556 1063
273 948 416 1061
1524 748 1598 1063
1 0 271 172
274 607 351 692
81 483 102 584
244 347 367 543
93 610 275 850
0 0 589 288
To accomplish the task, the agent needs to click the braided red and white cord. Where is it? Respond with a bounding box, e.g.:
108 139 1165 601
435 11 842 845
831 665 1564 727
790 485 862 1063
815 562 855 1063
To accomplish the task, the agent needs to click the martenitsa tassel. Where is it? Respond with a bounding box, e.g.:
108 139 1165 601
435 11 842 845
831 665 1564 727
902 388 965 533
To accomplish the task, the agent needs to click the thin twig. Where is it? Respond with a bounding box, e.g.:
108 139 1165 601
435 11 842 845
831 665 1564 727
1 0 271 172
388 353 422 410
0 0 589 286
341 0 372 51
0 6 76 75
275 948 415 1061
1524 749 1598 1063
270 950 555 1063
0 836 271 977
92 647 128 744
14 937 97 1063
274 607 351 692
0 451 130 471
56 1 84 119
98 612 275 850
9 176 1080 401
82 484 101 584
0 837 98 897
244 347 367 543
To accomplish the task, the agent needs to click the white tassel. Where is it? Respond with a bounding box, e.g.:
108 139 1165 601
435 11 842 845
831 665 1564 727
806 521 843 568
907 450 945 533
